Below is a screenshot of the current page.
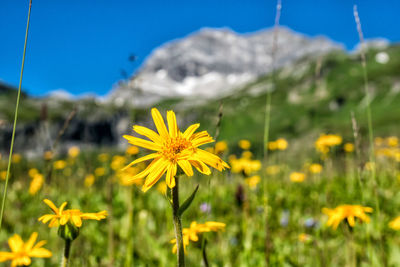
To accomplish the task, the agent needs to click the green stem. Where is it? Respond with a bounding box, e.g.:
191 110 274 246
202 238 209 267
61 239 72 267
0 0 32 231
172 177 185 267
125 186 134 267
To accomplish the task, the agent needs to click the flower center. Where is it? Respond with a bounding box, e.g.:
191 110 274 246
162 137 192 162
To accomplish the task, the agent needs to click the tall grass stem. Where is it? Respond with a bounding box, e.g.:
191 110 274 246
172 177 185 266
0 0 32 231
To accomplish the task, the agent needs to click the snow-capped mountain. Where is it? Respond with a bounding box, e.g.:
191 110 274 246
108 26 344 107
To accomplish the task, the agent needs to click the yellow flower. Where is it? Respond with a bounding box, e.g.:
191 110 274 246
111 156 126 171
387 136 399 147
290 172 306 183
315 134 342 154
68 146 80 158
1 171 7 180
84 174 95 187
214 141 228 155
38 199 107 228
238 139 251 150
322 205 373 230
28 168 39 178
266 165 280 175
268 141 277 151
122 108 229 192
43 151 53 161
389 216 400 230
276 138 288 150
298 233 312 243
344 143 355 153
374 137 384 146
12 154 21 164
117 167 143 186
29 174 44 195
309 163 323 174
126 146 139 155
245 175 261 189
53 160 66 170
156 181 167 195
170 221 225 253
98 153 110 162
0 232 52 266
95 167 106 177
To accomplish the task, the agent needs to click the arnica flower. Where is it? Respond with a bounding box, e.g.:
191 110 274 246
122 108 229 192
28 168 39 178
12 154 21 164
238 139 251 150
315 134 342 154
29 173 44 195
230 155 261 176
322 205 373 230
68 146 80 158
0 232 52 267
214 141 228 155
126 145 140 155
117 167 143 187
344 143 355 153
386 136 399 147
268 138 288 151
84 174 95 187
170 221 225 253
38 199 107 228
98 153 110 162
374 137 384 147
0 171 6 180
309 163 323 174
290 172 306 183
245 175 261 190
53 160 67 170
266 165 280 175
389 216 400 230
95 167 106 177
43 151 53 161
111 155 127 171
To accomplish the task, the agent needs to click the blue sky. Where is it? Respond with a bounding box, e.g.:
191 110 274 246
0 0 399 96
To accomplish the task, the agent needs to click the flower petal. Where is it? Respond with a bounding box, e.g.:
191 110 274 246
167 110 178 138
121 153 159 171
133 125 163 144
177 160 194 177
151 108 169 139
166 163 177 188
123 135 161 151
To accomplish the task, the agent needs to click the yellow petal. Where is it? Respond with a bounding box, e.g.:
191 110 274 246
189 159 211 175
29 247 52 258
123 135 161 151
151 108 169 139
121 153 159 171
167 110 178 137
142 159 169 192
43 199 59 214
177 160 194 176
8 234 24 252
182 124 200 139
133 125 163 144
24 232 38 251
166 163 177 188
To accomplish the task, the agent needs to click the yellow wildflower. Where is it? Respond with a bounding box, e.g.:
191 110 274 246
0 232 52 266
389 216 400 230
344 143 355 153
241 150 253 159
214 141 228 155
53 160 66 170
290 172 306 183
170 221 225 253
374 137 384 146
43 151 53 161
111 155 126 171
245 175 261 189
126 146 139 155
117 167 142 186
276 138 288 150
68 146 80 158
95 167 106 177
28 168 39 178
12 154 21 164
238 139 251 150
123 108 229 192
156 181 167 195
266 165 280 175
29 174 44 195
298 233 312 243
309 163 323 174
387 136 399 147
1 171 8 180
268 141 277 151
230 156 261 176
98 153 110 162
84 174 95 187
322 205 373 230
315 134 342 154
38 199 107 228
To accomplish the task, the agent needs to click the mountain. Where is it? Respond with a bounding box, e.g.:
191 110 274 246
107 27 343 107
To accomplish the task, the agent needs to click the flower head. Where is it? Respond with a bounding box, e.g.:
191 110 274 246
170 221 225 253
322 204 373 230
123 108 229 192
389 216 400 230
309 163 323 174
0 232 52 267
38 199 107 228
315 134 342 154
245 175 261 189
290 172 306 183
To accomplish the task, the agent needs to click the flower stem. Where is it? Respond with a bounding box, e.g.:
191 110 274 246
172 177 185 267
202 238 209 267
61 239 72 267
0 0 32 232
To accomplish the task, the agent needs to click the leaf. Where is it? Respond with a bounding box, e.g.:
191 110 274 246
178 184 199 216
